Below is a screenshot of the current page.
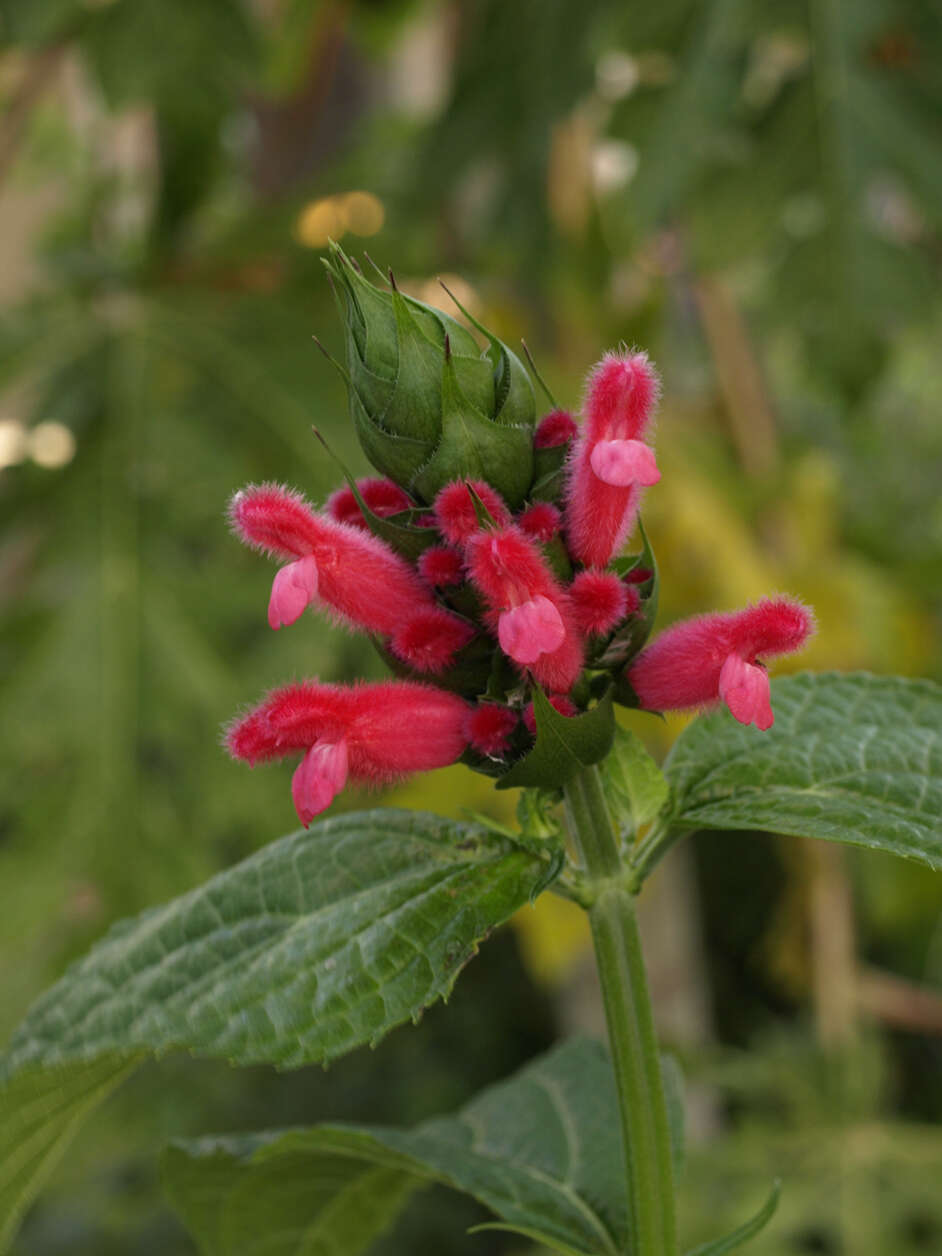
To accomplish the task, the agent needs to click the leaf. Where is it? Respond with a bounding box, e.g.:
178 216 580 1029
497 686 616 791
164 1037 629 1256
162 1138 419 1256
664 673 942 868
600 725 670 839
685 1180 781 1255
0 810 543 1252
0 1055 136 1253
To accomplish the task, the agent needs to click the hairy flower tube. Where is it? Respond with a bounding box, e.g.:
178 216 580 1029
628 598 815 729
565 351 660 568
465 525 584 693
226 265 815 818
228 680 471 824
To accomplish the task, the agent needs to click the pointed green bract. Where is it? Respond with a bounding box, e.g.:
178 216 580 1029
411 351 533 505
0 810 544 1252
323 243 536 501
662 673 942 868
163 1037 630 1256
497 686 616 790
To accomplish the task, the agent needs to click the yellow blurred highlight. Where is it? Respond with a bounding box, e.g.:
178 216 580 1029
414 273 480 318
339 191 385 237
0 419 28 469
513 893 591 987
30 422 76 469
295 191 385 248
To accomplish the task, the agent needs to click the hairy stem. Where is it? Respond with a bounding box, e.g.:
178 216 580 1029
563 767 678 1256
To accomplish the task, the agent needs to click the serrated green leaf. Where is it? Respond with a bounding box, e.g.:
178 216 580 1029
664 673 942 868
497 686 616 791
600 725 670 839
164 1037 628 1256
686 1180 781 1255
0 810 543 1252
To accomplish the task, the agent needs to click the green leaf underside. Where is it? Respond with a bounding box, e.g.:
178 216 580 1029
0 811 543 1252
685 1180 781 1256
497 686 616 790
162 1141 419 1256
664 673 942 868
163 1037 629 1256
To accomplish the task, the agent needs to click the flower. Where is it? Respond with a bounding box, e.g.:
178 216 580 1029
564 351 660 568
434 480 511 545
466 525 584 693
228 679 471 824
569 570 632 636
627 597 815 729
326 477 412 529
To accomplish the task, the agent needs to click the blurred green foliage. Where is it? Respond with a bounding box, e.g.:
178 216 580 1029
1 0 940 1252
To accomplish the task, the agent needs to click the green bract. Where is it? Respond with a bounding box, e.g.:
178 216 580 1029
324 243 536 506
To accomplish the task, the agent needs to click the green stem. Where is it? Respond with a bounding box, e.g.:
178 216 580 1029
563 767 678 1256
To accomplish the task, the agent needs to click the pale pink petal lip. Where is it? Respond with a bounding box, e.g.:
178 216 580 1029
268 556 319 629
719 653 774 730
291 739 349 826
498 595 566 664
590 439 661 487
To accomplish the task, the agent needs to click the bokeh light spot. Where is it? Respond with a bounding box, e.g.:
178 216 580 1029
30 422 76 469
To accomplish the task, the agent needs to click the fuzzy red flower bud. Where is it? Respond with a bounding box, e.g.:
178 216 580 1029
534 409 578 449
325 477 412 529
627 597 815 730
227 679 471 824
466 525 584 693
517 503 562 543
417 545 465 588
230 483 434 636
523 694 578 735
569 570 630 636
389 607 474 674
466 703 518 755
434 480 512 547
565 352 661 568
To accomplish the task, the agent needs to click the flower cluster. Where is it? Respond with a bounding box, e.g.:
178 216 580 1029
227 258 813 825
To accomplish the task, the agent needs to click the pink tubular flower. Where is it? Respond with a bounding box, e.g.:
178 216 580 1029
434 480 511 547
227 679 471 824
466 703 518 755
466 525 584 693
517 503 562 543
534 409 578 449
390 607 474 674
569 570 631 636
418 545 465 588
230 483 434 636
326 477 412 529
627 597 815 730
565 352 661 568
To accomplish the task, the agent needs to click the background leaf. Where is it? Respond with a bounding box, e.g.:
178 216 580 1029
664 673 942 867
0 810 543 1252
163 1036 628 1256
600 725 670 839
